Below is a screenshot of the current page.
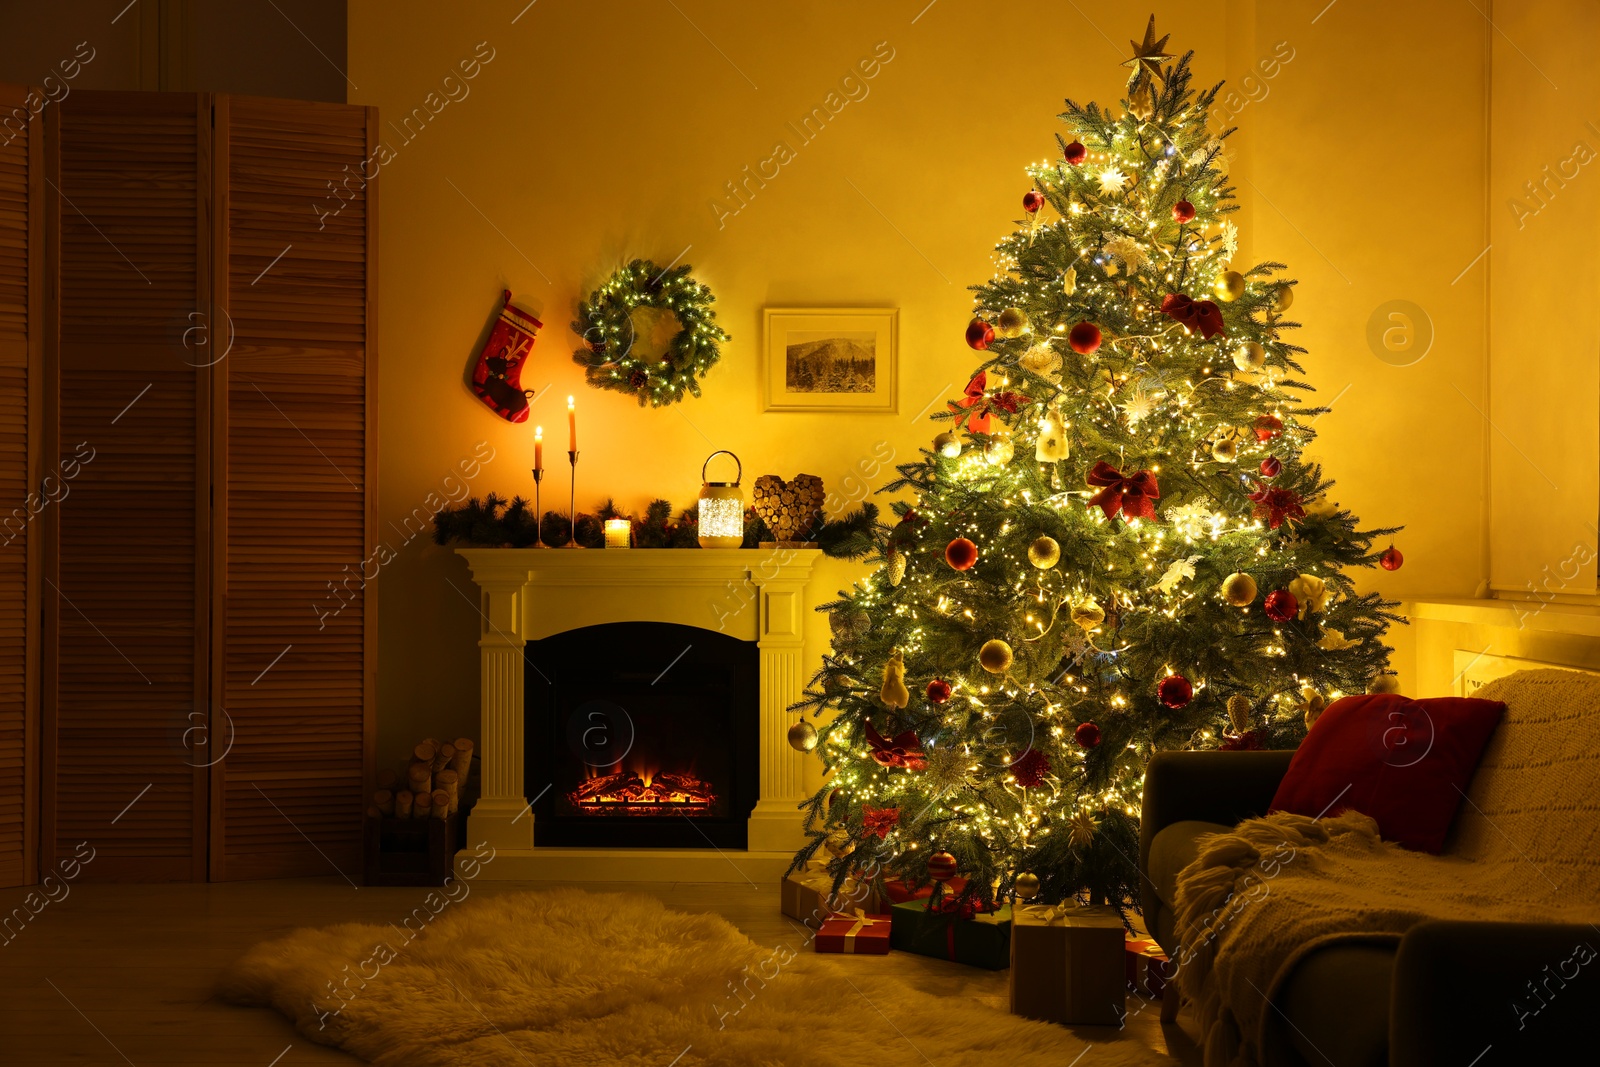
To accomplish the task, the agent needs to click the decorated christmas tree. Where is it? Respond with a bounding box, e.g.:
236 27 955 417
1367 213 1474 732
792 19 1403 911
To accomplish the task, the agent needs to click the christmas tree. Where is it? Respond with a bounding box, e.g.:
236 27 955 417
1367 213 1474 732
792 19 1402 911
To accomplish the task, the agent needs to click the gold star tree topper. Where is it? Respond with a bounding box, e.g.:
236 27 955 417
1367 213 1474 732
1123 14 1173 86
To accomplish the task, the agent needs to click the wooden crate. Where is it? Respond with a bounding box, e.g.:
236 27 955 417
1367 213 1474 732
363 813 464 887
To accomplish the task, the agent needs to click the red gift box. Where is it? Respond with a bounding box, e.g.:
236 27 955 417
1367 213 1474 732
816 910 892 955
1125 936 1172 999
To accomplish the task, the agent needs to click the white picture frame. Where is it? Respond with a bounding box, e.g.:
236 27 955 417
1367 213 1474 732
762 307 898 413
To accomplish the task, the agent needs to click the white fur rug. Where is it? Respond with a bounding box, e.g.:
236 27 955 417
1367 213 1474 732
219 887 1164 1066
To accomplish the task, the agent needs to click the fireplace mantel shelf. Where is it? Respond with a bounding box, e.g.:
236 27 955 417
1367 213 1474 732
454 547 824 881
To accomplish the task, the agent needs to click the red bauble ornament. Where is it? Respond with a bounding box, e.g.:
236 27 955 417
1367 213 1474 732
1157 674 1193 709
945 537 979 571
1172 199 1196 223
1264 589 1298 622
1022 190 1045 214
1068 321 1102 355
965 318 995 351
926 678 952 704
1253 414 1284 442
1009 748 1051 788
1380 545 1404 571
1074 721 1101 748
1260 457 1282 479
1063 140 1087 165
928 850 959 881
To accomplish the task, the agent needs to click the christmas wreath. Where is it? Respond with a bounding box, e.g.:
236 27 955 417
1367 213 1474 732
571 259 728 407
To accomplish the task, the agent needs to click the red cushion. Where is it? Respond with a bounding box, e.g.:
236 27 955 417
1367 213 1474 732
1269 693 1505 853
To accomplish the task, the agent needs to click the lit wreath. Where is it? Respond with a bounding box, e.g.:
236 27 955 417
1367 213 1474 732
571 259 729 407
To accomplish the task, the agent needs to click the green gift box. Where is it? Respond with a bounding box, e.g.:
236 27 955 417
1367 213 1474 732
888 899 1012 970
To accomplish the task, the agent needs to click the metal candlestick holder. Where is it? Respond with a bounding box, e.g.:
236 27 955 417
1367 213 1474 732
566 450 582 547
530 467 545 547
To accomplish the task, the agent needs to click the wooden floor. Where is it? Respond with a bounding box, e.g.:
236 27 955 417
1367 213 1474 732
0 878 1205 1065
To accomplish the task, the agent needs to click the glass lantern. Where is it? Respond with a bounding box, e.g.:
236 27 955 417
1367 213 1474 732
697 450 745 548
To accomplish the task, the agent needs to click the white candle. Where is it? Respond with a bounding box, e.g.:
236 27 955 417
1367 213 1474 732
567 396 577 452
604 519 631 549
534 425 543 471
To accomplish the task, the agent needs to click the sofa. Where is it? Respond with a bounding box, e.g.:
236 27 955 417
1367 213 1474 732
1139 669 1600 1066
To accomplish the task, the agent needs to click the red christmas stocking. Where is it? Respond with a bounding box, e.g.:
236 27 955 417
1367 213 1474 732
470 291 543 422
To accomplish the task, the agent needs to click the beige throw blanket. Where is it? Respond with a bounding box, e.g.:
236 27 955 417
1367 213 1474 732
1171 669 1600 1067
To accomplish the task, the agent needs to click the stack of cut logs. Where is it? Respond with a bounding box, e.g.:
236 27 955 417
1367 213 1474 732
368 737 474 821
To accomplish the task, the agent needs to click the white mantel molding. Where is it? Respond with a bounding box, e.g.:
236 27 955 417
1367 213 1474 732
454 547 823 880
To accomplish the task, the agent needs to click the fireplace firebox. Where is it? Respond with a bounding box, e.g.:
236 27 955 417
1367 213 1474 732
525 622 759 849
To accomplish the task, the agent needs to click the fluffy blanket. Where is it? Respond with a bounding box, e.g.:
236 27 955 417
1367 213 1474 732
219 886 1164 1066
1171 669 1600 1067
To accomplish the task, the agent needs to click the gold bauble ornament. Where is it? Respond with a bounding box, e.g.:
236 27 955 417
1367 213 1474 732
1211 436 1238 463
887 550 906 587
978 639 1014 674
787 720 819 752
1369 673 1400 695
1226 694 1252 734
880 649 910 709
1272 285 1294 313
1028 535 1061 570
1221 572 1257 607
1234 341 1266 372
984 426 1015 465
824 828 855 858
1214 270 1246 302
1070 600 1105 630
996 307 1030 338
933 431 962 458
1014 872 1041 900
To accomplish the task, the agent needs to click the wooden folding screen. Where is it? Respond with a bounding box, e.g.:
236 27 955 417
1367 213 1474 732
35 89 375 882
210 96 375 881
0 85 43 888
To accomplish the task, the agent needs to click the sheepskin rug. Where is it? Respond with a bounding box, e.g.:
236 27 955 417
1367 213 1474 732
219 887 1165 1066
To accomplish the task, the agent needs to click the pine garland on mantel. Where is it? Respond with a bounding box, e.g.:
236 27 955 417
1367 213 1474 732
433 493 881 557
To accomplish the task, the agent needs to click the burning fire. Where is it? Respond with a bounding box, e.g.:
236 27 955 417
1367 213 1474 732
567 761 716 815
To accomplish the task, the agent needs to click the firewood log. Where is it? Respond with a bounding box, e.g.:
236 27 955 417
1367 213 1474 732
394 790 413 819
366 805 382 820
451 738 474 782
432 742 455 774
408 759 432 794
414 741 438 763
373 789 394 817
413 791 434 819
430 788 450 819
435 770 459 814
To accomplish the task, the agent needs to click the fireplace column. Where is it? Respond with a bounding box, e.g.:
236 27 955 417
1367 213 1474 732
745 553 818 852
469 576 534 850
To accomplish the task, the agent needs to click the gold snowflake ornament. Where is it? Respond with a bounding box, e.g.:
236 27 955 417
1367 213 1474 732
1069 809 1099 849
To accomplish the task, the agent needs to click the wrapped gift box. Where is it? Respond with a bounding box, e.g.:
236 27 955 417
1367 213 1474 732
780 861 885 930
889 898 1012 970
1125 936 1172 1000
883 875 967 904
815 910 892 955
1009 904 1126 1026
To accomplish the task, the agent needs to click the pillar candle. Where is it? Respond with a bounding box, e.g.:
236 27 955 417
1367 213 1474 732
567 396 577 452
534 425 543 471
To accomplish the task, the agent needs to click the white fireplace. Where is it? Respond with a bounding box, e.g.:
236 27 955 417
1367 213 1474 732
454 547 822 881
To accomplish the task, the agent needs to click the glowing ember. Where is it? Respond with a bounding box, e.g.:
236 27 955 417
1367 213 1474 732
567 767 717 815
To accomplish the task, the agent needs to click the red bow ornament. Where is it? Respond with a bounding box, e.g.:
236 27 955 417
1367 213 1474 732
1160 293 1227 339
1086 461 1161 522
927 892 1000 919
865 721 927 770
1249 484 1305 529
948 372 992 434
861 805 900 839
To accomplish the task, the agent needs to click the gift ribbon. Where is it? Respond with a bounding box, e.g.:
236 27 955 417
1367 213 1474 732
1021 902 1074 925
948 372 991 434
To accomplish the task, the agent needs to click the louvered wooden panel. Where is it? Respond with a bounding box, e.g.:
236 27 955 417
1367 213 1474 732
0 83 41 888
47 92 209 881
213 97 374 881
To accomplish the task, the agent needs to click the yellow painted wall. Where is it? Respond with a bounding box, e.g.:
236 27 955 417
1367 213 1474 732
348 0 1498 772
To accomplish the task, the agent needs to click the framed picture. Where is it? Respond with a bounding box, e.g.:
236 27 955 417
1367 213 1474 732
763 307 898 413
